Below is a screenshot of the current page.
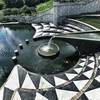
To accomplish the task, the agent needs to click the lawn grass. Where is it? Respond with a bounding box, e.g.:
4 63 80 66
36 0 53 13
78 17 100 29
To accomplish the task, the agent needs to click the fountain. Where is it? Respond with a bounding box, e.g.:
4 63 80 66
37 36 60 57
0 24 80 75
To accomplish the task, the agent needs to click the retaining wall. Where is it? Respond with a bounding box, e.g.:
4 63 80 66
2 0 100 24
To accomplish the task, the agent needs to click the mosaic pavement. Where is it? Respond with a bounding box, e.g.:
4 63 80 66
0 53 100 100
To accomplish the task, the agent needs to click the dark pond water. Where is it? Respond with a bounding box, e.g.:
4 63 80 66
0 24 34 86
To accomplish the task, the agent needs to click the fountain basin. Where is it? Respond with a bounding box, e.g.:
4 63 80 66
37 43 59 57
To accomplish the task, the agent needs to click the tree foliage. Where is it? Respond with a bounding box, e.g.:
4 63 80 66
3 0 24 8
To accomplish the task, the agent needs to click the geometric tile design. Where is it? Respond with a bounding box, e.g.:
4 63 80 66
44 89 58 100
89 56 95 61
39 77 54 89
18 89 36 100
21 73 36 89
32 22 87 39
0 54 99 100
54 76 67 86
74 68 83 74
73 80 89 90
56 89 78 100
12 91 22 100
83 70 94 79
95 75 100 83
79 62 86 67
87 62 95 69
85 88 100 100
35 92 48 100
65 73 78 80
4 66 20 91
3 87 13 100
58 82 79 92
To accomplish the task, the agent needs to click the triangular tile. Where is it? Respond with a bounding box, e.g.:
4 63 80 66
74 68 82 74
22 73 36 89
74 74 89 81
85 88 100 100
43 75 55 86
95 75 100 82
84 66 93 72
87 62 95 69
83 70 93 79
73 80 89 90
12 91 21 100
65 73 77 80
17 65 27 87
29 74 41 89
19 89 36 100
5 65 20 91
39 77 54 89
35 92 48 100
3 87 13 100
81 58 86 62
0 87 4 100
89 57 94 61
55 73 68 81
44 89 58 100
54 76 67 86
79 62 85 67
95 68 100 76
56 89 77 100
86 79 100 91
88 59 94 64
67 70 78 74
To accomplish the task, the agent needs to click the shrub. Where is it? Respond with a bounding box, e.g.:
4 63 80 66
11 8 19 15
3 8 20 15
3 8 12 15
20 5 32 15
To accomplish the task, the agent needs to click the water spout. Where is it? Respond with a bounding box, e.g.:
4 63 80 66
37 36 59 57
48 36 55 47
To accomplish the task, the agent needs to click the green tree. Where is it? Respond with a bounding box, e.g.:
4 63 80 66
3 0 24 8
20 5 32 15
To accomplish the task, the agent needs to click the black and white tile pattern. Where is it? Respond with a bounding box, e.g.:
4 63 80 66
0 54 100 100
32 19 98 39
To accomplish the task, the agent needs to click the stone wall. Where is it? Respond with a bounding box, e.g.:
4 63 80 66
53 0 100 23
2 0 100 24
1 9 54 24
